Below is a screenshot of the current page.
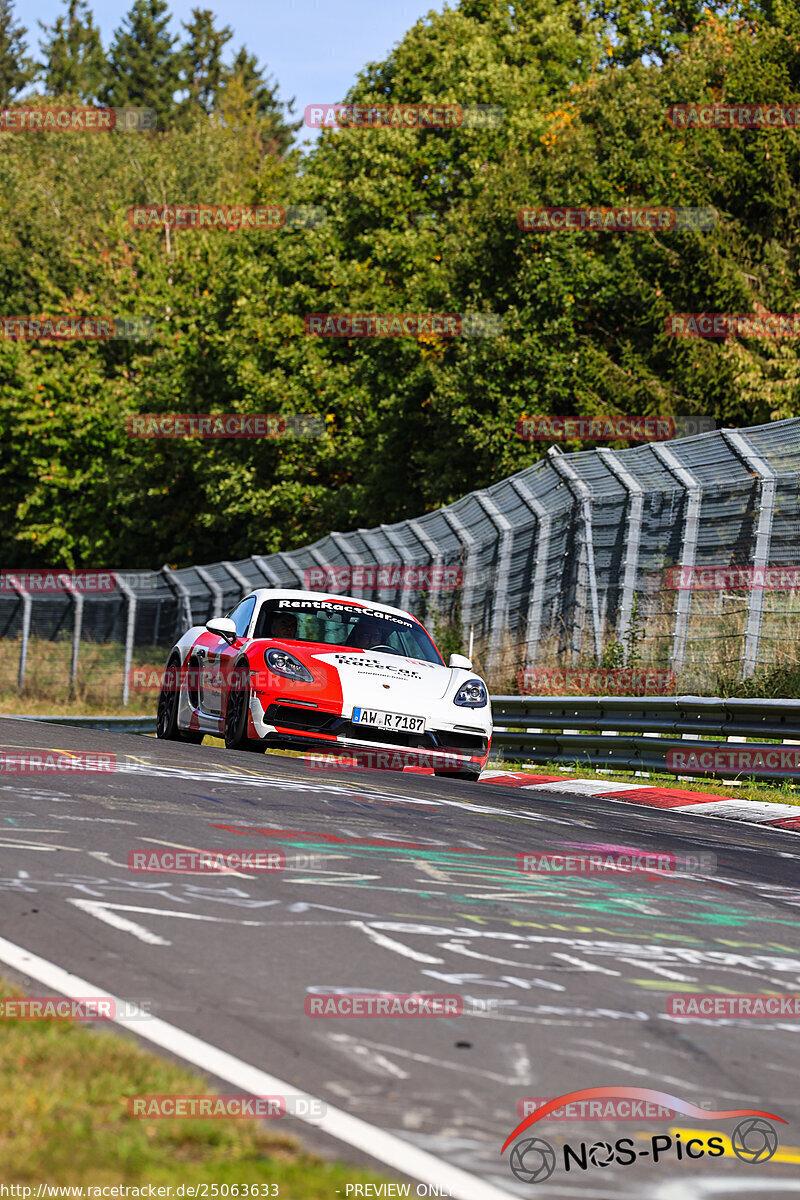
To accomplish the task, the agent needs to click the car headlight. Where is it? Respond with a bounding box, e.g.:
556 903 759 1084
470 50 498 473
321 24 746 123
454 679 488 708
265 648 313 683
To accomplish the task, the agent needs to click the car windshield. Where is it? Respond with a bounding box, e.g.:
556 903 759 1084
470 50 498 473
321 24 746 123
252 598 444 665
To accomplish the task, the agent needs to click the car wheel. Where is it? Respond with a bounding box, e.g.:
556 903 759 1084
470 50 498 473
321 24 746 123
224 663 264 751
157 657 204 743
156 658 181 739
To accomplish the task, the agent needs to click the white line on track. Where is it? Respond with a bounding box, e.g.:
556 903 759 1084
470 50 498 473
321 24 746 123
350 920 444 964
69 899 170 945
0 935 514 1200
69 899 270 945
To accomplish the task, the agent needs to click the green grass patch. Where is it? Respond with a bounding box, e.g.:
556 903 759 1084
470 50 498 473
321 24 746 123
0 978 393 1193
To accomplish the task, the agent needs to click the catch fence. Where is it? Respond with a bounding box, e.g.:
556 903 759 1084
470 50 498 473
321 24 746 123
1 417 799 702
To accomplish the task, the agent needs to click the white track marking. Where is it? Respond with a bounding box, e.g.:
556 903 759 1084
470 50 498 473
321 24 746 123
56 816 138 824
671 799 797 821
326 1032 521 1086
552 952 620 976
351 920 444 964
70 900 269 945
70 899 170 945
617 957 695 982
0 936 514 1200
521 779 643 794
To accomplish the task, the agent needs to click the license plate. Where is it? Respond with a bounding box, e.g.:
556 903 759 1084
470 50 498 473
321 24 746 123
352 707 425 733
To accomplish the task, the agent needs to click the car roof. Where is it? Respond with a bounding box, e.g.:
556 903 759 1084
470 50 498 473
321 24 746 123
242 588 420 623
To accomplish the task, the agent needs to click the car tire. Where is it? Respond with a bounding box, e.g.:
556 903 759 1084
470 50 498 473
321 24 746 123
157 656 204 743
224 662 265 752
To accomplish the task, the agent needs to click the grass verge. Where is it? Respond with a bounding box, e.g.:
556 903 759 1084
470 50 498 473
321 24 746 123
0 978 392 1193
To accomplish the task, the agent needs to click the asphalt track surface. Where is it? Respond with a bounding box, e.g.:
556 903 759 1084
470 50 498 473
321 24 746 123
1 717 800 1199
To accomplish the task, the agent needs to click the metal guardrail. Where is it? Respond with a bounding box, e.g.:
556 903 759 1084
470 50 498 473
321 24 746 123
5 715 155 735
5 698 800 783
489 694 800 781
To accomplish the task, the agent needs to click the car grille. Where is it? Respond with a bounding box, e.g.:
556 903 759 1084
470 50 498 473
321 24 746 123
264 704 335 732
334 721 434 750
264 705 488 756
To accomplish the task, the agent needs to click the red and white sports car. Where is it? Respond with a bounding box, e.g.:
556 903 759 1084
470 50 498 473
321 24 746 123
156 589 492 780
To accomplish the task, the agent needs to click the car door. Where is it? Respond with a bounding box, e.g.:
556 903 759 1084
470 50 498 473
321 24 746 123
200 595 256 716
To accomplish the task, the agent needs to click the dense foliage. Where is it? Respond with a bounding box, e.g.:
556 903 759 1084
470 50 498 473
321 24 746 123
0 0 798 566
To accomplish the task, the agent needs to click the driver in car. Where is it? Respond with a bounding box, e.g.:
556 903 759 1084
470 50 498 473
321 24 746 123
348 615 389 650
270 612 298 640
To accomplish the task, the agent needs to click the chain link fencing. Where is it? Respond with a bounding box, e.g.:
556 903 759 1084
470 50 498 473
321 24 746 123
1 417 799 707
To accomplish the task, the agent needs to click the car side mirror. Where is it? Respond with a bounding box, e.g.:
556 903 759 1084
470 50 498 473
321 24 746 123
449 653 473 670
206 616 237 642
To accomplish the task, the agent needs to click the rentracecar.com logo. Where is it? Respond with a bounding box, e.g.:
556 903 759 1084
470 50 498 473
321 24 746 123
502 1088 784 1183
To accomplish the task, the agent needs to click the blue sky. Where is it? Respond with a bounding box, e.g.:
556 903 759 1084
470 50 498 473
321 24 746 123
27 0 449 145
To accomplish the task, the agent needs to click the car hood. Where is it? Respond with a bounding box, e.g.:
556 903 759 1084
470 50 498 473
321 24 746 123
310 648 460 704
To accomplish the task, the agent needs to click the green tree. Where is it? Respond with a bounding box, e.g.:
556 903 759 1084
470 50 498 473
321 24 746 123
38 0 106 102
0 0 36 103
219 45 301 155
177 7 232 117
101 0 180 120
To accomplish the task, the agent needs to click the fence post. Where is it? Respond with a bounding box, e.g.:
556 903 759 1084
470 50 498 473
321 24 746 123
721 429 777 678
8 580 32 694
473 492 513 677
597 449 644 660
372 526 414 612
195 566 223 619
651 442 702 675
161 565 193 634
328 531 367 596
220 561 253 600
409 518 449 631
61 582 84 700
274 552 305 586
547 448 602 664
114 574 137 706
442 508 480 656
249 554 283 588
508 477 552 673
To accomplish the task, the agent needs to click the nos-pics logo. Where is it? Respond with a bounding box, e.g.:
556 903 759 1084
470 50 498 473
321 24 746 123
502 1087 783 1183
